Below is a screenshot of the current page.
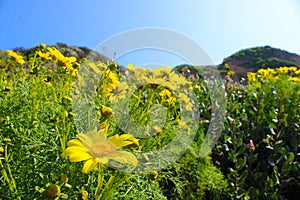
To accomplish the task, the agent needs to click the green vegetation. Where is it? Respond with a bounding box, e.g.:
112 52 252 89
224 46 298 68
0 45 299 199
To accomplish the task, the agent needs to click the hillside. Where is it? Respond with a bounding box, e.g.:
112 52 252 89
219 46 300 79
7 43 111 64
3 44 300 81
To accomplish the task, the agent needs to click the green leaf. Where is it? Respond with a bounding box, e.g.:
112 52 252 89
282 113 288 127
238 170 248 183
267 176 274 188
228 149 237 160
237 157 247 170
277 129 285 138
280 105 285 113
238 144 246 155
287 152 294 163
236 138 243 147
269 123 277 129
278 147 286 155
248 186 260 197
229 167 238 176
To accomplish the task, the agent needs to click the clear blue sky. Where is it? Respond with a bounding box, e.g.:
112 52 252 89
1 0 300 67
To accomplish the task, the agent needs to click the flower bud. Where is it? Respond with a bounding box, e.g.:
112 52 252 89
40 43 47 48
150 170 158 180
78 189 88 200
101 106 113 119
59 173 68 183
62 96 72 104
68 112 75 118
107 62 117 71
44 184 60 199
0 118 5 124
4 86 12 91
2 138 11 144
50 116 58 123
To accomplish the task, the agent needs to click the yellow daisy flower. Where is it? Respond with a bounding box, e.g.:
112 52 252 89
7 50 25 65
169 72 188 86
288 66 297 72
160 89 172 99
63 56 77 70
37 51 51 60
47 47 65 61
103 83 117 97
247 72 257 83
227 70 234 77
277 66 289 74
288 77 300 82
106 70 118 85
126 63 135 71
109 81 129 102
160 89 177 105
153 66 172 77
62 130 138 173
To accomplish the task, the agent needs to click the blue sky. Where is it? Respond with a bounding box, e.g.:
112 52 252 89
1 0 300 67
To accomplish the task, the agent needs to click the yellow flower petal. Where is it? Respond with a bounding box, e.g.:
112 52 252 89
47 47 65 61
109 134 139 148
82 158 98 174
63 147 93 162
67 139 85 148
66 56 77 63
108 151 138 167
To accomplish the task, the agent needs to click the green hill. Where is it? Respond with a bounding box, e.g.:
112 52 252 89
219 46 300 79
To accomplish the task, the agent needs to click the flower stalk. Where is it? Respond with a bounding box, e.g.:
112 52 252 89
0 142 17 193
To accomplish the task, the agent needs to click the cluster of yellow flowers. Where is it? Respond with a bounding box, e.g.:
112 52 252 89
102 63 119 97
36 44 80 76
247 66 300 84
6 44 80 78
159 89 176 105
63 63 197 174
62 61 141 174
126 64 193 111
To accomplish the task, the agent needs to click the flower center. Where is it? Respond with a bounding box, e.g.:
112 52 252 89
91 143 111 157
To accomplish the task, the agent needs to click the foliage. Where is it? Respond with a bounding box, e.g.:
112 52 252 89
223 46 298 70
0 45 228 199
213 66 300 199
1 44 299 199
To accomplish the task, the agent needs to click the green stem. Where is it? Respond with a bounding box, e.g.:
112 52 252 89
95 164 104 200
5 145 16 191
98 175 115 200
0 144 17 193
0 159 14 192
138 88 156 122
99 171 137 200
55 124 64 151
